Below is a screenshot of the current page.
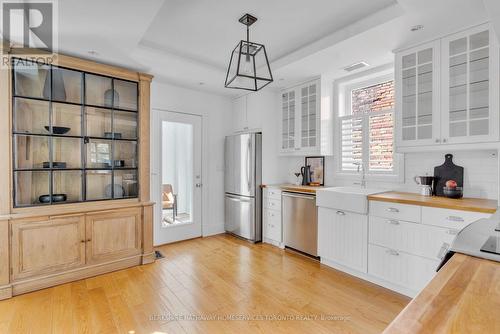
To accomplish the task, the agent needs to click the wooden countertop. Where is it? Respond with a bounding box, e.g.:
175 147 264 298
384 253 500 333
368 191 497 214
261 184 322 194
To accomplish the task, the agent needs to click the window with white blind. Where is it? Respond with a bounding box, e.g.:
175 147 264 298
337 72 401 180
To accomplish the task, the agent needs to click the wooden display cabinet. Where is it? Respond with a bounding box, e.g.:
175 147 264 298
0 52 154 300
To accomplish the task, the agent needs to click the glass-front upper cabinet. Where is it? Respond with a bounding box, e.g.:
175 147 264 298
11 58 139 207
281 89 295 152
396 40 440 147
441 24 499 143
280 79 320 154
300 83 319 149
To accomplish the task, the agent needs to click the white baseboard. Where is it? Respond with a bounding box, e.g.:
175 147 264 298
320 258 417 298
263 238 285 249
203 223 225 237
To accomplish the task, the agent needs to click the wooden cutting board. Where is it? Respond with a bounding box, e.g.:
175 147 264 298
434 154 463 196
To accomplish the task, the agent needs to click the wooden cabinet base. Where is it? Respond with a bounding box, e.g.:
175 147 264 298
11 255 141 297
2 203 156 300
142 251 156 264
0 285 13 300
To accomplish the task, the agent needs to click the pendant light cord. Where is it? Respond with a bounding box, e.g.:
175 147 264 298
246 25 250 61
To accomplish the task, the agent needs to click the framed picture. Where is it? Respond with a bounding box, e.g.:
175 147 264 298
305 156 325 186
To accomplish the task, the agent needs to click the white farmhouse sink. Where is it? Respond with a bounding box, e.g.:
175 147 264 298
316 186 385 214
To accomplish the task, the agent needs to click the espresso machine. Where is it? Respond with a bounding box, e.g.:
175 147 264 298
414 175 436 196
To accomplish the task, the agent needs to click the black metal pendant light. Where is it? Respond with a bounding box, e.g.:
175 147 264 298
224 13 273 91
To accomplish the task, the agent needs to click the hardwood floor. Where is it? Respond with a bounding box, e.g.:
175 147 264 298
0 234 410 333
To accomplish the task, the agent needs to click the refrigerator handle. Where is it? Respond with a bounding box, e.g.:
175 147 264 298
246 137 251 192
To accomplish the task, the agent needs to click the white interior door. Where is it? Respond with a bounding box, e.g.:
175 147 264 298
153 111 202 245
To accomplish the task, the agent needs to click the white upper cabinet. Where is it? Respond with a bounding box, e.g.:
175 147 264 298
281 88 297 152
231 91 276 133
396 40 441 147
279 80 322 155
395 23 499 150
232 95 248 132
441 24 499 144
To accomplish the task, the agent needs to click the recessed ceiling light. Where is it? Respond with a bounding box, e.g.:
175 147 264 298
411 25 424 32
88 50 99 56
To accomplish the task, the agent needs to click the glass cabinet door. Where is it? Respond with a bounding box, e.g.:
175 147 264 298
281 90 295 151
12 58 140 207
399 43 437 145
443 26 496 143
300 83 318 149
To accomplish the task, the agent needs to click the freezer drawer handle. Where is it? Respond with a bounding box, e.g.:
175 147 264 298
387 207 399 213
336 210 346 216
446 215 464 222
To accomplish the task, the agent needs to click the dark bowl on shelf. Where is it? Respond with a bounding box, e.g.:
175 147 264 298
42 161 67 169
443 187 463 199
39 194 67 203
44 126 71 135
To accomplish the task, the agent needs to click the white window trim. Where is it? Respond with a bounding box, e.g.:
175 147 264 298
333 65 404 183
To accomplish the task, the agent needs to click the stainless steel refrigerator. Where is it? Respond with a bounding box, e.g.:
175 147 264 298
224 133 262 242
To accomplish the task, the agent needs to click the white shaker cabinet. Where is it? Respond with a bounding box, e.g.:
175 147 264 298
318 207 368 273
441 24 499 144
232 95 248 132
263 187 283 247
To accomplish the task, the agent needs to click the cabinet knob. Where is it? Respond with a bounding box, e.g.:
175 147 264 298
388 220 400 225
435 139 441 143
336 210 346 216
86 239 91 242
80 240 85 243
443 138 448 143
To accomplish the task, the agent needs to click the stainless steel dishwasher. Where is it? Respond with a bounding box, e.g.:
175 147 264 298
282 191 318 257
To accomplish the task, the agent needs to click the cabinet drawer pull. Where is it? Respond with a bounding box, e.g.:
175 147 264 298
387 207 399 213
446 229 459 235
388 220 400 225
386 249 399 256
336 210 346 216
446 216 464 222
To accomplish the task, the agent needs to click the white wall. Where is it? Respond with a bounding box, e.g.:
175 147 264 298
151 81 232 240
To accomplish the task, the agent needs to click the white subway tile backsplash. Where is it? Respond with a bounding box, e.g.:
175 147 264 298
278 150 498 200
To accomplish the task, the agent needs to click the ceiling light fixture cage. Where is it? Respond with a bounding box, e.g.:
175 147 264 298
224 13 273 91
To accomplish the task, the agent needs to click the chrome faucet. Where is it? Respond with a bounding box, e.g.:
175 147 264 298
354 162 366 188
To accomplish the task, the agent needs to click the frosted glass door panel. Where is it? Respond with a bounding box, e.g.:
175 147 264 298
447 29 490 139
